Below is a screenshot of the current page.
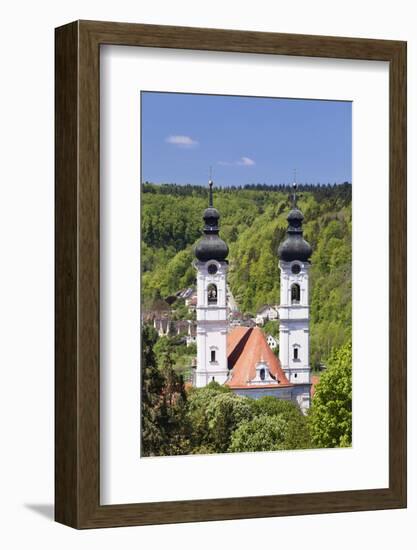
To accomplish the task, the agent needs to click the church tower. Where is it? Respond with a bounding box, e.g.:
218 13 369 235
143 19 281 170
193 181 229 387
277 184 312 412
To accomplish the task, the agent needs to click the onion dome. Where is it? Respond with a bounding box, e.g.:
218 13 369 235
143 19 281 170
194 180 229 262
278 184 312 262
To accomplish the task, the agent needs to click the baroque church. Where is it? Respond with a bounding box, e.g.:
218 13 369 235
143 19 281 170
191 180 312 413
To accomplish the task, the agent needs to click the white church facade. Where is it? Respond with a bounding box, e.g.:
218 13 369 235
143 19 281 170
192 181 312 413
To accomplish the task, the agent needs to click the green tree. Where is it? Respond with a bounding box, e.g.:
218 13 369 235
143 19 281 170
309 341 352 448
153 335 197 381
205 393 253 453
245 397 311 450
228 414 289 452
141 325 166 456
186 382 254 453
262 320 279 338
249 395 299 418
159 362 190 455
154 335 177 367
186 382 231 452
141 325 190 456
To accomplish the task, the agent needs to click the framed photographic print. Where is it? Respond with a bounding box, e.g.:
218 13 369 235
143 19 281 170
55 20 407 528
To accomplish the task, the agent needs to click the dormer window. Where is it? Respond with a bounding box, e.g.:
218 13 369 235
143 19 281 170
249 359 279 386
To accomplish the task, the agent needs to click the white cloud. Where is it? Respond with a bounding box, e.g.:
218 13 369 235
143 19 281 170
165 135 198 148
237 156 255 166
217 156 256 167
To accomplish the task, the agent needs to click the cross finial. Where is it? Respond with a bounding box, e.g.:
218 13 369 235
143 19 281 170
292 182 298 208
208 179 214 207
292 169 298 208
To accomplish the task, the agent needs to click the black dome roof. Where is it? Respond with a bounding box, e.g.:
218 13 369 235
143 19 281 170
194 181 229 262
278 235 312 262
195 234 229 262
287 208 304 222
203 207 219 220
278 204 312 262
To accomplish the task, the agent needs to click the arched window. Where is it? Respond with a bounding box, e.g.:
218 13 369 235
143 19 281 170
210 350 216 362
207 283 218 304
291 283 300 304
293 347 299 360
260 368 265 381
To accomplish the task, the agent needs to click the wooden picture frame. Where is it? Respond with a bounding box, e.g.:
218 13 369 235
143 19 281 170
55 20 407 529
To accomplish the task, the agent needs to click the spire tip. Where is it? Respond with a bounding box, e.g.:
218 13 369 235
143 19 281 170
208 179 214 207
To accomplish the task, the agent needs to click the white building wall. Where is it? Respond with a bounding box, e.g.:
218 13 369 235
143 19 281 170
291 384 311 414
232 387 293 401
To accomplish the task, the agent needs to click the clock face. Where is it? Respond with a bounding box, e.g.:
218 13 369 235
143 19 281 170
291 263 301 275
207 263 218 275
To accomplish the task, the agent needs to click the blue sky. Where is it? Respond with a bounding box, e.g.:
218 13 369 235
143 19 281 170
141 92 352 187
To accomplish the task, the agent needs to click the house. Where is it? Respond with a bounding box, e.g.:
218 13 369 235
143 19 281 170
179 287 194 300
255 305 278 325
186 321 197 347
153 317 172 337
266 334 278 350
186 294 198 312
229 310 243 326
152 317 189 339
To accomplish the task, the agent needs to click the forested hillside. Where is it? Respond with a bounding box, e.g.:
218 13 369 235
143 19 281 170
142 182 351 367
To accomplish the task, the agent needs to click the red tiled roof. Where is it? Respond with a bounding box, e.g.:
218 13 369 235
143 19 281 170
227 326 250 356
311 375 320 397
226 327 291 388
